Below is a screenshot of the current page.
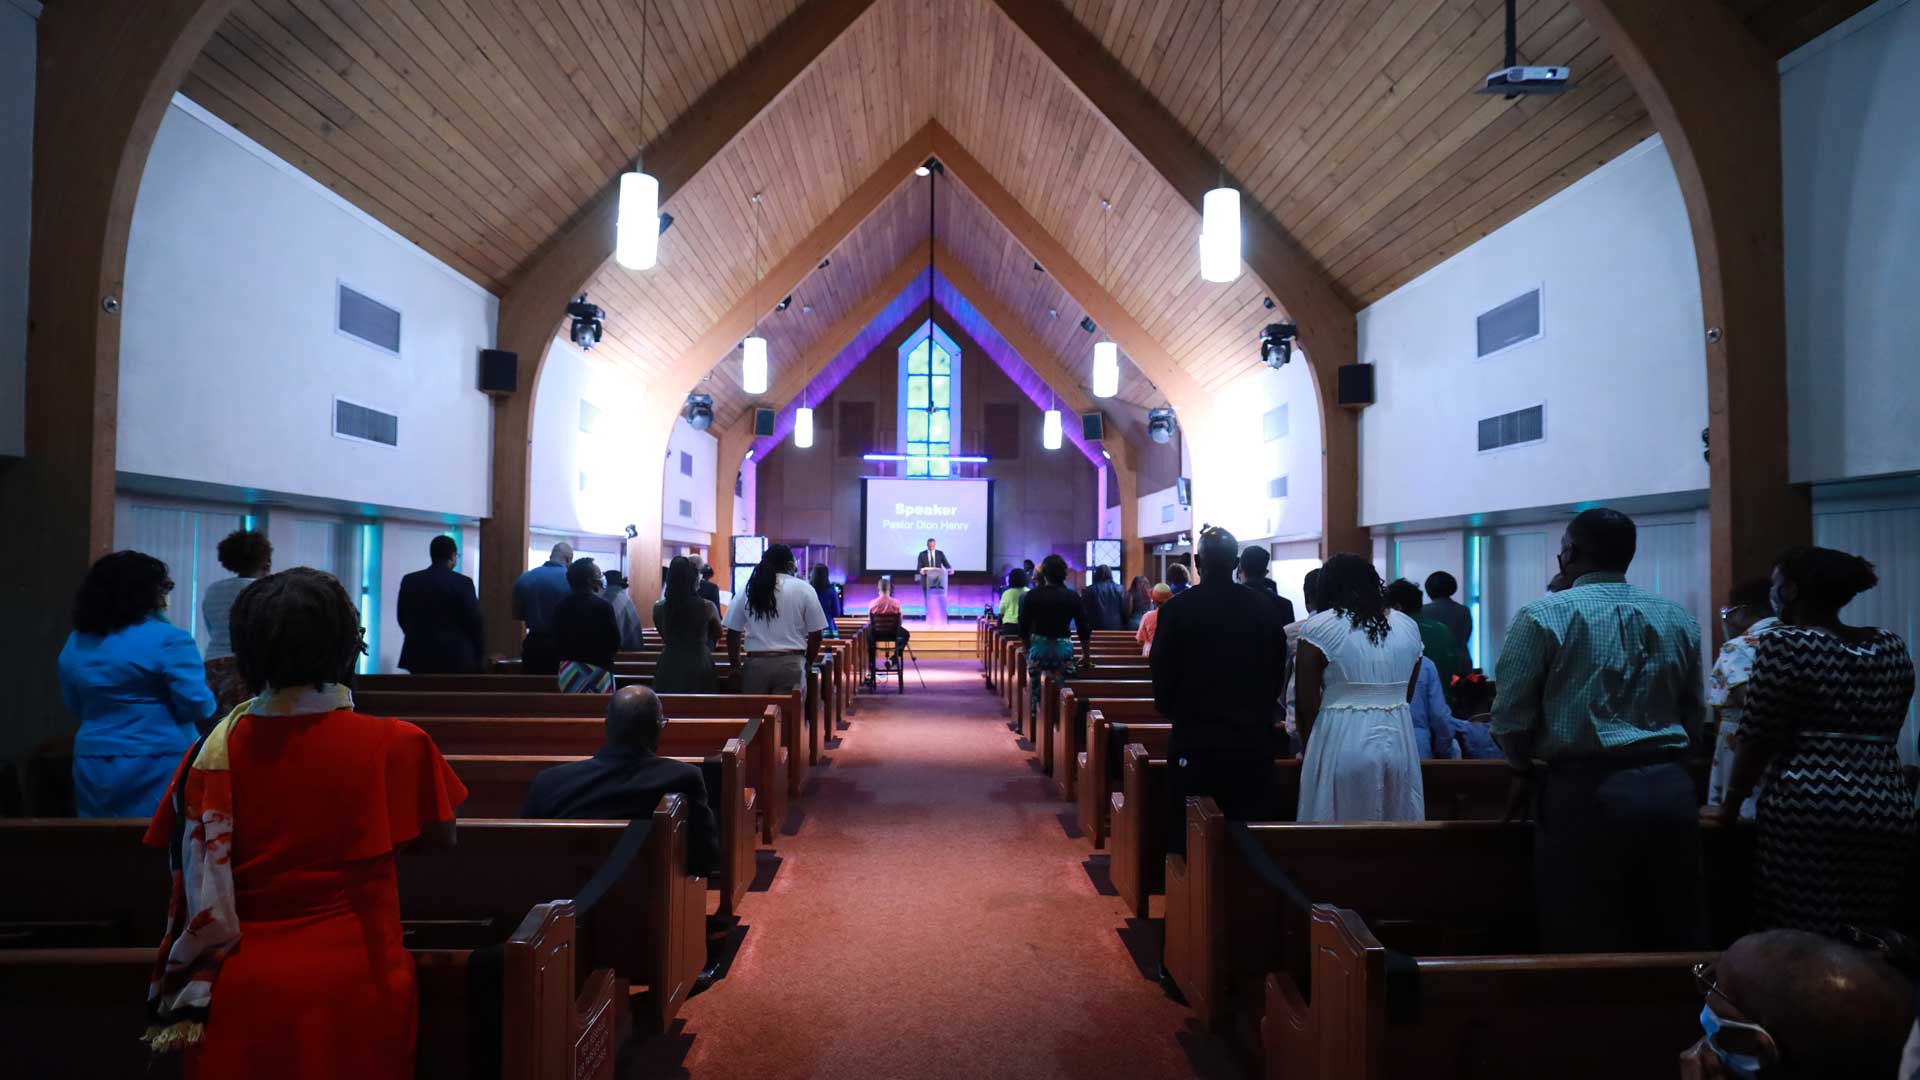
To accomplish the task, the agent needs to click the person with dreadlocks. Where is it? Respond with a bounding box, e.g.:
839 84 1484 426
722 543 827 694
142 568 466 1077
1294 552 1427 822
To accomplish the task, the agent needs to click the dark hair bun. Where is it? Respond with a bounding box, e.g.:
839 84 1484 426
1776 545 1879 611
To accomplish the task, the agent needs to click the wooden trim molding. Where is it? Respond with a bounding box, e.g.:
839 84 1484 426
1571 0 1810 616
0 0 239 760
983 0 1363 559
479 0 884 655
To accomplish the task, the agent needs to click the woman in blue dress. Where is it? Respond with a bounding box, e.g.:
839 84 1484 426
58 551 218 817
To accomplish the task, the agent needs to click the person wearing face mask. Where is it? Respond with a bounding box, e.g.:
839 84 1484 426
1489 508 1708 952
1712 546 1917 937
1680 929 1915 1079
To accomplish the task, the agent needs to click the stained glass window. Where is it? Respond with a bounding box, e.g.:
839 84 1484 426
898 322 959 476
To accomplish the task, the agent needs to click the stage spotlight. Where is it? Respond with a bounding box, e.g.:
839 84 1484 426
683 393 714 431
1259 322 1297 369
776 295 793 312
1032 261 1045 273
1147 408 1176 444
567 295 604 350
1078 316 1097 334
624 524 639 540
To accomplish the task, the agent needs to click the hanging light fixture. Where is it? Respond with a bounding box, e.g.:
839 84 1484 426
742 192 770 394
615 1 659 271
1199 0 1241 283
1043 389 1063 451
794 400 815 449
1093 198 1120 398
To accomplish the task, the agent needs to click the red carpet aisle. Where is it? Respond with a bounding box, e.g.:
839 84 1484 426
624 659 1238 1079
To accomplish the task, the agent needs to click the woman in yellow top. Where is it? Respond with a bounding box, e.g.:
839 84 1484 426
997 567 1028 627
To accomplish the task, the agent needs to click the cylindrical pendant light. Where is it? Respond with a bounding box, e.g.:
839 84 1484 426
1199 0 1242 284
741 336 769 394
1093 199 1120 397
794 404 815 449
1043 407 1062 451
615 3 659 271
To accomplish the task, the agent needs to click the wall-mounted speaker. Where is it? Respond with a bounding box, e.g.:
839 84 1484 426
1337 363 1376 407
1176 477 1191 507
752 408 776 437
479 349 518 396
1080 411 1105 441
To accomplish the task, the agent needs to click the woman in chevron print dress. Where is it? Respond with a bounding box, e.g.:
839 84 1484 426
1716 546 1917 936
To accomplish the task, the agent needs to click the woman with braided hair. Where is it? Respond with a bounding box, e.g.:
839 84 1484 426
1294 553 1427 822
143 568 467 1077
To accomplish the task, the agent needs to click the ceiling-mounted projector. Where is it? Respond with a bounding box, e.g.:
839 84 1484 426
1481 65 1570 97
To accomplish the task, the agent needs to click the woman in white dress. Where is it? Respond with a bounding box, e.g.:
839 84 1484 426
1295 554 1427 821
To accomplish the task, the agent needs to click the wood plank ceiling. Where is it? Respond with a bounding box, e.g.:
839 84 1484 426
184 0 1846 417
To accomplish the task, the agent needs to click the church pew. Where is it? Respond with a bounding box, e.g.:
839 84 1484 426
1047 680 1154 797
1109 741 1169 919
0 802 706 1035
1074 700 1165 838
444 741 752 919
0 901 617 1080
355 689 810 802
1262 903 1708 1080
405 711 781 845
359 667 739 693
1164 798 1753 1036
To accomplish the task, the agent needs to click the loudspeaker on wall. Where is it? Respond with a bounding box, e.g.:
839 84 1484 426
1080 411 1105 441
752 408 776 437
1337 363 1375 407
479 349 518 396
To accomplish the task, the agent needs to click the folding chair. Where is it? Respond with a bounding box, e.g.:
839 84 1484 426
867 612 907 693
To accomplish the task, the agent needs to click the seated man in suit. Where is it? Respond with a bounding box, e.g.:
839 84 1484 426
396 534 484 673
521 685 720 877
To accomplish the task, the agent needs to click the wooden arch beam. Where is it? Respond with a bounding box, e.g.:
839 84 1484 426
982 0 1364 558
1570 0 1809 617
0 0 240 759
479 0 883 655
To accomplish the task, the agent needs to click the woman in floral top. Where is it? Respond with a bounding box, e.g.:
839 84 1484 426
1705 578 1780 817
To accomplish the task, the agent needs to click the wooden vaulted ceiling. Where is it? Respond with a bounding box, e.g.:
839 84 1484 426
182 0 1861 417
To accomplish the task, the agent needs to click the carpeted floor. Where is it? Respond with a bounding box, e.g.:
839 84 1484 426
623 659 1240 1079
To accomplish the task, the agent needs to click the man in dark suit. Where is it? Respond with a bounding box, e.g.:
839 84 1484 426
1238 545 1298 625
697 563 722 612
915 537 952 612
1150 526 1291 857
396 535 484 673
520 686 720 877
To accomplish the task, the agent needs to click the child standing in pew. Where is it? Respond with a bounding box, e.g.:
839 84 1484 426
144 568 468 1079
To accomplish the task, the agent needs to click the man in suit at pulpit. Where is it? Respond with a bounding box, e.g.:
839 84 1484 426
916 538 952 622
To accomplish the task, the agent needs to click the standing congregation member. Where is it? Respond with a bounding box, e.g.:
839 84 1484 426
1150 527 1291 854
1714 546 1916 937
1238 546 1297 625
1282 568 1323 742
697 563 723 613
1703 577 1780 819
1421 570 1473 667
1387 579 1461 760
1491 508 1707 952
59 552 218 817
1135 582 1173 656
997 567 1028 627
724 544 827 695
522 686 718 876
142 568 467 1077
809 563 842 638
1166 562 1191 595
553 558 619 694
395 535 483 674
1124 575 1153 630
512 542 573 675
1391 578 1462 686
1022 559 1037 590
202 530 272 712
602 570 646 651
1080 564 1126 631
917 537 953 614
1295 555 1426 821
1019 554 1095 725
653 556 721 694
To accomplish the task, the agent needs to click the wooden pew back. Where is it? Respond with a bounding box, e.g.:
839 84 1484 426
1049 683 1153 798
1074 703 1164 842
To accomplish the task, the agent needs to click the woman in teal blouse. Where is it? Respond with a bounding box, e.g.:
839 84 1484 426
57 551 217 817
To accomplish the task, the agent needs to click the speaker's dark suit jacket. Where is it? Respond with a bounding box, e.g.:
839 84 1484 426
915 549 952 571
396 564 484 674
520 748 720 877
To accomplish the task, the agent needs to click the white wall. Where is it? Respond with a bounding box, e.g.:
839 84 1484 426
119 98 497 517
0 0 37 458
663 417 718 538
733 459 758 537
1191 359 1324 545
1138 484 1192 539
1783 0 1920 483
1357 136 1709 527
530 336 655 540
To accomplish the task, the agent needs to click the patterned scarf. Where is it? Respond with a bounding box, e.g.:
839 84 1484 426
143 684 354 1054
558 660 615 694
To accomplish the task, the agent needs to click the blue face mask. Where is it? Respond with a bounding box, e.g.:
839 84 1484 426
1700 1004 1768 1077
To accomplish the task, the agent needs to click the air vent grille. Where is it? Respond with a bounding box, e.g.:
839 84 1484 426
1477 289 1541 357
677 499 694 519
679 451 694 477
1269 475 1289 499
1478 404 1545 451
334 399 398 447
579 400 602 434
1263 404 1289 442
337 284 401 354
1161 504 1175 524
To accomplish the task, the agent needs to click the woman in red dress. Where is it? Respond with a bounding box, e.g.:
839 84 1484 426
145 568 468 1079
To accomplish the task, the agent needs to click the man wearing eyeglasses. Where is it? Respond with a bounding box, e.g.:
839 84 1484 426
1681 929 1914 1078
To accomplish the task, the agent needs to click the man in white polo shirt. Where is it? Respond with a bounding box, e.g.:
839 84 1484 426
723 543 828 694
